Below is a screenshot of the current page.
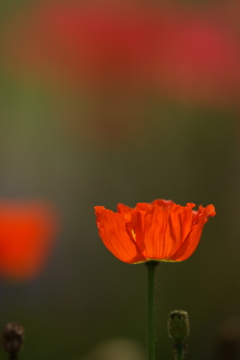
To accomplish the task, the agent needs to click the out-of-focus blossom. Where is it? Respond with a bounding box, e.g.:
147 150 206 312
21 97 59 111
153 6 240 104
1 1 158 91
0 200 58 281
209 0 240 36
94 199 216 264
1 1 240 105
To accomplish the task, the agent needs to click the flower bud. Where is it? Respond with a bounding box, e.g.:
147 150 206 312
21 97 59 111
168 310 190 341
2 322 24 359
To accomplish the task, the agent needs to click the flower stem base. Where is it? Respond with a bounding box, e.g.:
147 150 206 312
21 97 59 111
145 261 158 360
174 341 187 360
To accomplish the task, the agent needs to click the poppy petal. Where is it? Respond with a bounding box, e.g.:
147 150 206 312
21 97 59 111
94 206 145 263
117 203 135 225
117 203 133 215
138 205 169 259
161 203 194 259
169 204 216 261
151 199 175 208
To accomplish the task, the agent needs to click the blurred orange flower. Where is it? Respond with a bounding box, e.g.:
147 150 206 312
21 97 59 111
0 200 58 281
94 200 216 264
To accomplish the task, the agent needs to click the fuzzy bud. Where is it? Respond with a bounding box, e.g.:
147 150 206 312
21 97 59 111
168 310 190 342
2 323 24 359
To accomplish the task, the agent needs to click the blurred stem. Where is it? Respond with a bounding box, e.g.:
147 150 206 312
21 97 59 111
146 261 158 360
9 354 18 360
174 342 185 360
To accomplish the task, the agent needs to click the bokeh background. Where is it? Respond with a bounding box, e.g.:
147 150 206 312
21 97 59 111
0 0 240 359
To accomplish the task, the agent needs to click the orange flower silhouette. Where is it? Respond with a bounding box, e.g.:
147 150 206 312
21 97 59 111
0 200 58 280
94 200 216 263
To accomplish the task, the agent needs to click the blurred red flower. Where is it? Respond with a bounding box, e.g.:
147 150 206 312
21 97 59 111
2 1 157 90
95 200 216 264
153 6 240 104
0 200 58 281
2 1 240 104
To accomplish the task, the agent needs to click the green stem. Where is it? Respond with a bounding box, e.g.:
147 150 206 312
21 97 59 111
174 342 185 360
146 261 158 360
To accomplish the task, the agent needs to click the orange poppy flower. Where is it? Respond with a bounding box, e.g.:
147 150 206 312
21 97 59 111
0 200 59 281
94 200 216 263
